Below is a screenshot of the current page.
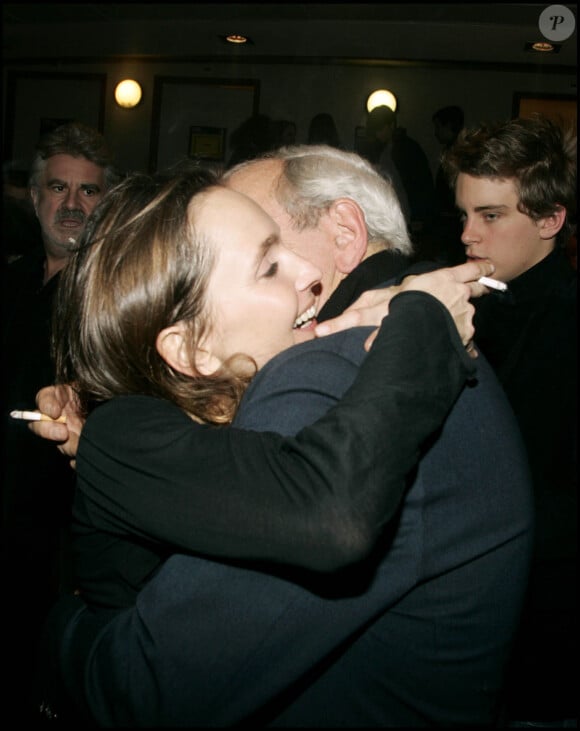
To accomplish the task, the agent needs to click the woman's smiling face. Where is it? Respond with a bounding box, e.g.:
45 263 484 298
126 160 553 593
192 186 322 373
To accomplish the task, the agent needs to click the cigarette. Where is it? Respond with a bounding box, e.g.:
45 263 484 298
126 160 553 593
67 237 76 244
10 410 67 424
478 276 507 292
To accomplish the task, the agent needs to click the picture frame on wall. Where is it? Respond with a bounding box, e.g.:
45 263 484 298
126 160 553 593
189 126 226 162
149 76 260 172
512 92 577 128
3 71 107 172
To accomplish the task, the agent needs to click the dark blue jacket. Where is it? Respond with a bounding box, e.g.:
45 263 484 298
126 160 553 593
67 326 532 727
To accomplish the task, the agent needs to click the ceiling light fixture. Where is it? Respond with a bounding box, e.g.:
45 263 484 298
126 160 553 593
226 34 248 44
532 41 555 52
524 40 561 53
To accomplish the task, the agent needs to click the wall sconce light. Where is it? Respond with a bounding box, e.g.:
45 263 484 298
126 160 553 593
366 89 398 114
114 79 143 109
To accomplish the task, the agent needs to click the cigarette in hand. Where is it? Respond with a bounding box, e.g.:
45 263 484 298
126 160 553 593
10 410 67 424
478 276 507 292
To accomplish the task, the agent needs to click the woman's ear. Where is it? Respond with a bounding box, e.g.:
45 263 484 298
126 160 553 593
538 206 567 241
329 198 368 273
193 344 223 376
156 324 196 376
156 323 223 377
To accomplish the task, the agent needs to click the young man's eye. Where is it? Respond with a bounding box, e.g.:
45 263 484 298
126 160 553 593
484 213 499 222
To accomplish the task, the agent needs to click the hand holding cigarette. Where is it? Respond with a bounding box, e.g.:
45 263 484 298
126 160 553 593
315 260 497 352
25 384 86 468
10 409 67 423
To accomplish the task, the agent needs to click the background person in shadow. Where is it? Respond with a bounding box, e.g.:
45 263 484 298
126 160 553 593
425 104 466 265
1 120 119 720
443 114 577 726
307 112 342 148
360 105 437 243
432 105 465 220
359 105 410 224
2 162 43 264
227 113 274 167
269 119 297 148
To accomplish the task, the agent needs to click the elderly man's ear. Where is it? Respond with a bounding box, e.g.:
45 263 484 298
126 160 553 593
329 198 368 274
30 186 40 217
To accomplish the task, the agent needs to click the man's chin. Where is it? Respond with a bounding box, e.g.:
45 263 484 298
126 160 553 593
54 231 80 247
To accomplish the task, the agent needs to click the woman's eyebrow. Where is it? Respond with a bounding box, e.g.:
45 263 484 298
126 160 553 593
254 233 280 267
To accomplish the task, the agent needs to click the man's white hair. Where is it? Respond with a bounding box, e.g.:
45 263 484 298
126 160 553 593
273 144 413 255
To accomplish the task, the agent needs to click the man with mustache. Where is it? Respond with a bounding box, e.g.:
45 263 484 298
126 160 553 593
28 122 119 283
1 121 119 720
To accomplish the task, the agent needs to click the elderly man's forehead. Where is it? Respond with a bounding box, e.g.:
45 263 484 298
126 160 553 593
224 159 283 205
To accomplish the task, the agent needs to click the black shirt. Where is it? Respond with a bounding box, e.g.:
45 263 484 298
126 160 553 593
473 248 577 560
72 292 474 608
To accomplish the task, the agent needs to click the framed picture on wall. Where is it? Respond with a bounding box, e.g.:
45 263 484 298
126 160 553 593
3 71 107 171
189 126 226 162
512 92 577 129
150 76 260 172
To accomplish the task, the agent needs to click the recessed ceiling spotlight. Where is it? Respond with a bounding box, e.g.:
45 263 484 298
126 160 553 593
226 34 249 44
532 41 555 52
525 41 561 53
219 34 254 46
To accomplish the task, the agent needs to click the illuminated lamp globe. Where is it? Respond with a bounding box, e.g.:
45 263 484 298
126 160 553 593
366 90 397 114
115 80 142 109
